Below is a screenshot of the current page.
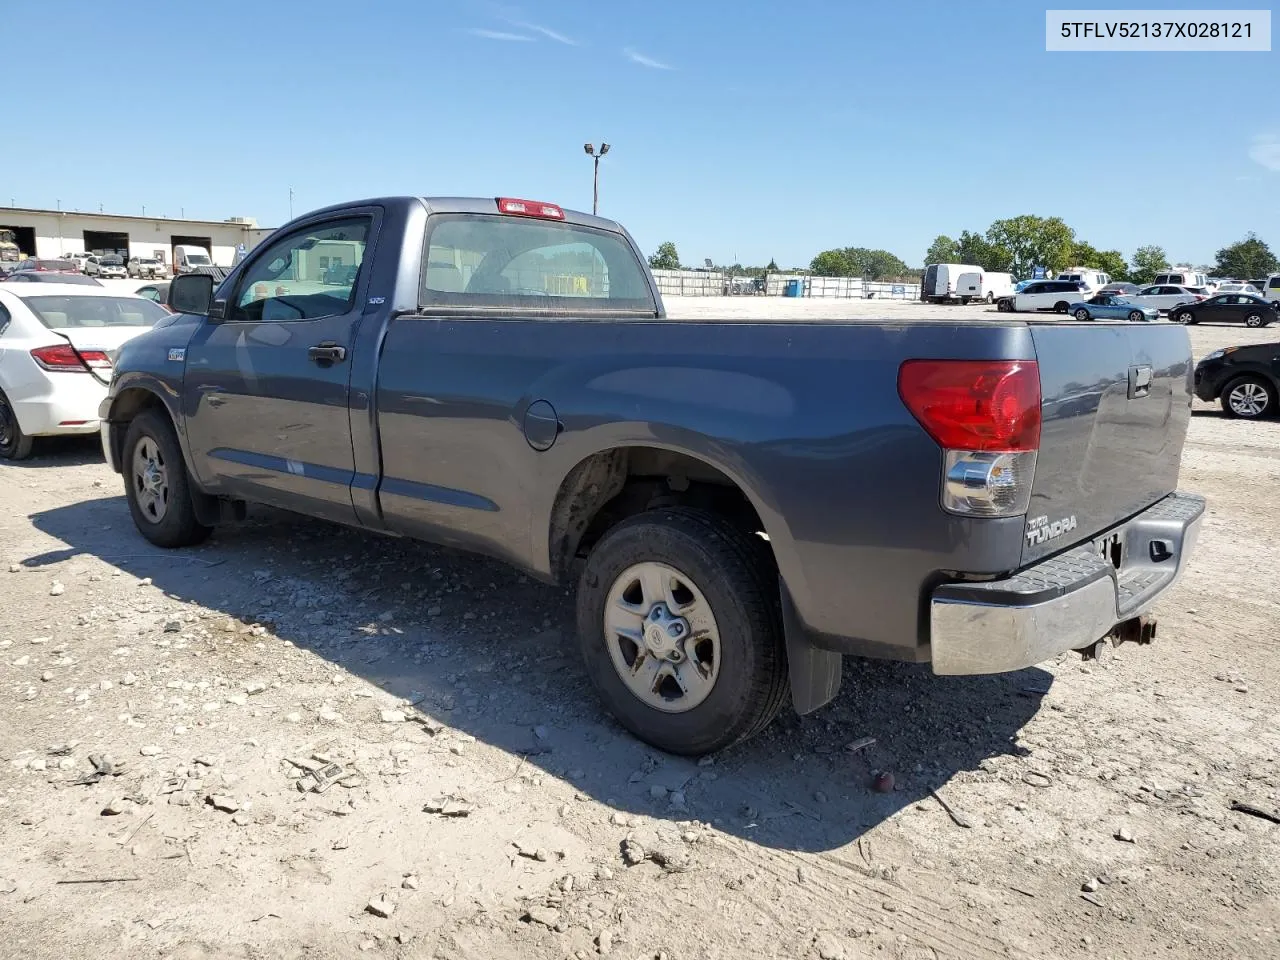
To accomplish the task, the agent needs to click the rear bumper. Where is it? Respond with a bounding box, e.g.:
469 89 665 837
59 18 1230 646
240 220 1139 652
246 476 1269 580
930 492 1204 675
11 377 110 437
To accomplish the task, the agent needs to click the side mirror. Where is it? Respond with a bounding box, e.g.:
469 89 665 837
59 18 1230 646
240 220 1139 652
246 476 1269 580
169 274 214 316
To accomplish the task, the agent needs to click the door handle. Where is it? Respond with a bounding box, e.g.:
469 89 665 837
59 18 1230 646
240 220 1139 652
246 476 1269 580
308 342 347 365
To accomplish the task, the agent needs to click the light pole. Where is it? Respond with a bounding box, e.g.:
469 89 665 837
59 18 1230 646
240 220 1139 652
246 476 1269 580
583 143 610 215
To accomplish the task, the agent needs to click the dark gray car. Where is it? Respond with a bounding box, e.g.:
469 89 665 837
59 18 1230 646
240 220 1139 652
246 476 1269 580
97 196 1204 756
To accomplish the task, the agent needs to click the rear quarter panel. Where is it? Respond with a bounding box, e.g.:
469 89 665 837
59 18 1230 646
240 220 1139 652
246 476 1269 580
374 317 1037 657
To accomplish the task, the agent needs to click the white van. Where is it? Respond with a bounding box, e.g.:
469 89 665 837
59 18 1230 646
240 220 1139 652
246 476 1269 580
1261 274 1280 304
173 244 214 274
1056 268 1111 296
1153 269 1208 290
955 270 1014 304
920 263 983 303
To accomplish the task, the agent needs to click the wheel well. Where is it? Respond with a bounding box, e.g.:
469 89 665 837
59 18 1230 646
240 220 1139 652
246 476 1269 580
547 446 767 582
103 388 166 469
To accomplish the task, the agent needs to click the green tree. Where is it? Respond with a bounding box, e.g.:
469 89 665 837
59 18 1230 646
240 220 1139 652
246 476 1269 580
1069 241 1129 281
1130 245 1170 284
810 249 852 276
985 215 1075 279
955 230 1012 272
766 258 779 272
924 235 959 265
648 242 681 271
1214 233 1279 279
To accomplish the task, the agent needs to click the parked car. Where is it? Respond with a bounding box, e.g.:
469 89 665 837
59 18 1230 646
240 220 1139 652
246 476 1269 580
11 258 77 275
63 254 90 273
128 257 167 279
85 255 127 280
132 281 171 309
1261 274 1280 305
0 284 169 460
1068 294 1158 323
4 272 103 286
1195 341 1280 418
1128 284 1204 314
97 195 1204 756
920 263 983 303
1009 279 1086 313
1055 268 1111 297
1154 270 1209 290
1213 282 1260 295
954 270 1014 304
1099 282 1140 296
1169 294 1278 327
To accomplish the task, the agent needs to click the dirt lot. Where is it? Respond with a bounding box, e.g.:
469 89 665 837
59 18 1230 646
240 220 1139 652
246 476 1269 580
2 301 1278 960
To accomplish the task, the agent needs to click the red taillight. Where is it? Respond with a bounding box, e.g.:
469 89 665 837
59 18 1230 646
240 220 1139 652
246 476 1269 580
898 360 1041 452
496 197 566 220
30 344 111 373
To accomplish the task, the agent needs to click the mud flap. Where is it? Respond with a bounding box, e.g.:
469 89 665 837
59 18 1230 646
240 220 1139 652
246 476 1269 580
780 581 841 714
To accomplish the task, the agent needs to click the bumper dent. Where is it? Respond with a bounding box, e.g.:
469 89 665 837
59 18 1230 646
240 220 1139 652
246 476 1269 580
930 492 1204 675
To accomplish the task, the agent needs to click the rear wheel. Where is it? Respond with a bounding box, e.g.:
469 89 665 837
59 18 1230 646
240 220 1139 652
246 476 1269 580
575 507 787 756
0 390 34 461
123 410 213 547
1054 301 1070 313
1245 312 1265 328
1074 308 1090 321
1221 376 1276 420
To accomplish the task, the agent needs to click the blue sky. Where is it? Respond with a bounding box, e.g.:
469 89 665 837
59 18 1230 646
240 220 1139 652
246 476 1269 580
3 0 1277 268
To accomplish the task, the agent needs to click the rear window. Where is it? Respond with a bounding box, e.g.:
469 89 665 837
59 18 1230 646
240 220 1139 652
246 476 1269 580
23 295 168 329
421 215 655 314
37 260 75 271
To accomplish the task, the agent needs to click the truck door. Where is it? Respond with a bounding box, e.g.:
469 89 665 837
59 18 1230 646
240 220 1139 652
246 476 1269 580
183 212 378 525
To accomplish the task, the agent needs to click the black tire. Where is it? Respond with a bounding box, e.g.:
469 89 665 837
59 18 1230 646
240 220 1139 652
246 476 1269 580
122 409 213 548
1054 301 1069 313
985 292 994 304
0 389 34 461
1174 309 1196 325
996 298 1012 312
1128 310 1144 323
1245 312 1265 328
1074 308 1090 321
1220 375 1276 420
575 507 788 756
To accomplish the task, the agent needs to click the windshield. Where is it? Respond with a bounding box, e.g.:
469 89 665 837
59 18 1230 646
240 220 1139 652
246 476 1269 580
101 257 123 265
24 295 168 329
185 254 211 265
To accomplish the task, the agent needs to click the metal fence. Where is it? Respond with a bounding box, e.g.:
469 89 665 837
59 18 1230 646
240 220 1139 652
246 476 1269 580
653 269 921 300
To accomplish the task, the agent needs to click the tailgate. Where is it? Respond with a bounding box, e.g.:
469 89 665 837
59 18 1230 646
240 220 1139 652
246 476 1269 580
1023 322 1192 565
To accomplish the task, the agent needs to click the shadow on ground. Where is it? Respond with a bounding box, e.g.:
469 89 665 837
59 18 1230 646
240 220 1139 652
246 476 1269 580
28 495 1048 853
6 435 103 468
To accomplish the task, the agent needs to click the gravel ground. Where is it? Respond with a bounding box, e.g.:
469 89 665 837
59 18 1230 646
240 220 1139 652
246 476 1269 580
1 300 1278 960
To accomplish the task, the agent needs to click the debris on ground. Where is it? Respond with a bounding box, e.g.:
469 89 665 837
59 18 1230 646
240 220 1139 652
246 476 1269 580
366 895 395 918
71 754 125 786
422 796 473 818
1229 801 1280 824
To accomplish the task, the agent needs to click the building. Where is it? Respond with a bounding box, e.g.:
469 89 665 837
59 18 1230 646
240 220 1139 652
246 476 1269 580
0 206 274 267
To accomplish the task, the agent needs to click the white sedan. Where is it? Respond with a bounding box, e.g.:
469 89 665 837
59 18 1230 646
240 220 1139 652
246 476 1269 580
1214 283 1261 296
0 284 168 460
1127 284 1206 314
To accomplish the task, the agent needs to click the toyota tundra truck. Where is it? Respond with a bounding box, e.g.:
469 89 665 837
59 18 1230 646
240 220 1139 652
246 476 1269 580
97 196 1204 756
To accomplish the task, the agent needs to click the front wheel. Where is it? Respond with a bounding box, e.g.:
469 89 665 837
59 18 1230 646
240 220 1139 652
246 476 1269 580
1222 376 1276 419
1074 308 1090 321
0 389 34 461
1054 301 1070 313
1245 313 1265 328
122 410 213 548
1128 310 1145 323
1174 309 1196 325
576 507 788 756
985 292 994 304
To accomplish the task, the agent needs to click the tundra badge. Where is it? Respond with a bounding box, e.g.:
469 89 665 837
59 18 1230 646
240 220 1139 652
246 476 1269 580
1026 514 1078 547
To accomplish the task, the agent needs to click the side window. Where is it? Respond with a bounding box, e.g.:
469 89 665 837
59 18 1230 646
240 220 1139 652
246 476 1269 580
231 217 369 323
422 214 654 311
0 302 10 336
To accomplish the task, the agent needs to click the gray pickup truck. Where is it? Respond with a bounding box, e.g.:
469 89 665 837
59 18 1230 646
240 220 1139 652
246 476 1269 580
98 196 1204 755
